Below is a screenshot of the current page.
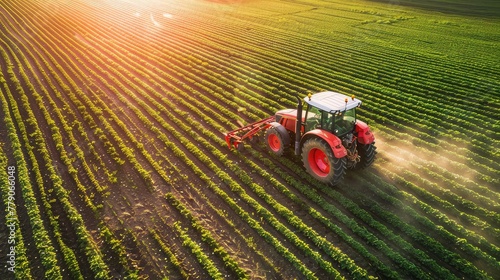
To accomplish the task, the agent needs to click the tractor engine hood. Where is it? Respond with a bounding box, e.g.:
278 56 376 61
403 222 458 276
275 109 305 122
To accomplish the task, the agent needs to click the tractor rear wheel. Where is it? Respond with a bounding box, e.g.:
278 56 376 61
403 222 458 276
302 138 346 186
356 142 376 169
265 123 290 156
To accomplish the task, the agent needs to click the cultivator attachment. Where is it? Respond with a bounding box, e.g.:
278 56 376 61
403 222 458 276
224 116 275 151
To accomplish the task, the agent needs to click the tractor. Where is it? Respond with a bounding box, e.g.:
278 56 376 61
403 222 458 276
225 91 376 186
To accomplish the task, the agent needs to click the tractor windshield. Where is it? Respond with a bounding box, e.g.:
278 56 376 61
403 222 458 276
304 105 321 131
331 108 356 136
318 108 356 136
305 104 356 135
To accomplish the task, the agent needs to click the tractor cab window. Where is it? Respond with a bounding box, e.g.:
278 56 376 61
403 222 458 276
304 105 321 132
322 111 334 131
305 105 356 135
331 108 356 136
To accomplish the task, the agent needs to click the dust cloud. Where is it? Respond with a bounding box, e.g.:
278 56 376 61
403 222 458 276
372 130 500 209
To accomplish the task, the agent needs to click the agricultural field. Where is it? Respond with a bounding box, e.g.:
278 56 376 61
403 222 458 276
0 0 499 279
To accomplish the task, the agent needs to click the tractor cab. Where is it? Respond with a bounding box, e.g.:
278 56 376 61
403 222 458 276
304 91 361 136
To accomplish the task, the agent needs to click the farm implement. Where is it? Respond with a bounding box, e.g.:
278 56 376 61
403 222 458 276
225 91 376 186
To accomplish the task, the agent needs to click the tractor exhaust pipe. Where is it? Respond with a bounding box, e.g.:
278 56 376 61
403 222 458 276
294 95 302 156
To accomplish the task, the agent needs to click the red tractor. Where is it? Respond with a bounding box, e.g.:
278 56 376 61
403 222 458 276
225 91 376 186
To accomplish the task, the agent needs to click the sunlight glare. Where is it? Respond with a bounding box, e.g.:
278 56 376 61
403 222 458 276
150 13 160 27
163 13 173 19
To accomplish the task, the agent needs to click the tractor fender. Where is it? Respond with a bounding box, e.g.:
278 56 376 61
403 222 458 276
268 121 289 135
267 122 291 145
300 129 347 158
355 121 375 145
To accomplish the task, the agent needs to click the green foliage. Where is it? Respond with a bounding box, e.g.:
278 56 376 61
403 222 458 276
1 0 498 279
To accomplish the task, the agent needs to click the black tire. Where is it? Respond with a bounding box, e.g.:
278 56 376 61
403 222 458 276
249 135 260 144
357 142 376 169
302 138 346 186
236 142 245 152
265 123 290 156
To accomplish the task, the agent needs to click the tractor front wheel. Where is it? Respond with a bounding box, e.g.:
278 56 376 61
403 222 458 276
302 138 346 186
356 142 376 169
265 123 290 156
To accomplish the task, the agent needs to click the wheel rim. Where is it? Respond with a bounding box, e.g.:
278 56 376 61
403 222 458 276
308 148 330 176
268 133 281 152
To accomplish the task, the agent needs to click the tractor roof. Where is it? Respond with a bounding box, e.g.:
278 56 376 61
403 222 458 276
304 91 361 113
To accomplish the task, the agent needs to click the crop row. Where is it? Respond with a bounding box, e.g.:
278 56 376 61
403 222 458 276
166 193 249 279
73 24 476 280
67 17 374 277
92 62 345 278
0 74 33 280
170 8 499 129
260 142 496 279
3 2 318 278
131 10 498 276
357 169 498 279
250 145 463 279
0 4 145 278
189 6 500 112
372 127 498 213
0 40 66 280
134 12 500 178
166 10 498 162
2 0 497 278
89 11 496 186
120 9 496 187
68 1 498 274
375 158 499 271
